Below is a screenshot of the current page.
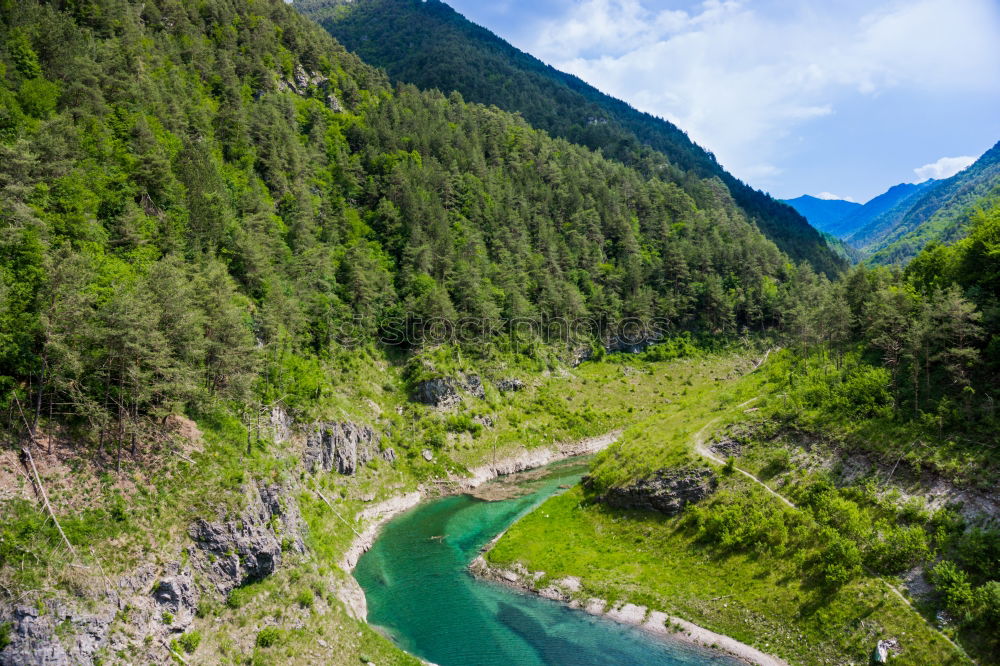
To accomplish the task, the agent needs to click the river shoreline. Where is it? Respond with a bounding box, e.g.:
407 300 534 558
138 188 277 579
468 555 789 666
338 429 623 574
339 427 788 666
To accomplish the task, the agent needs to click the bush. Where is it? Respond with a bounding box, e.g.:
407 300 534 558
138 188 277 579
974 581 1000 629
176 631 201 654
256 627 283 648
295 589 314 609
691 491 790 553
0 621 11 651
953 527 1000 582
820 531 862 588
867 523 932 574
831 366 892 417
929 561 975 618
226 588 248 609
760 449 791 477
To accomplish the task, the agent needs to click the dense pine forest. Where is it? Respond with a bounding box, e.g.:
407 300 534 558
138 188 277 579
0 0 802 453
0 0 997 664
296 0 845 277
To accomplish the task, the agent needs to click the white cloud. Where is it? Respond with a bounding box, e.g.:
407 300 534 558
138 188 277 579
912 155 976 183
524 0 1000 189
816 192 856 202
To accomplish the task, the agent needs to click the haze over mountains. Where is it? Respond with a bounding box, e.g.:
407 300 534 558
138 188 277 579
781 195 862 236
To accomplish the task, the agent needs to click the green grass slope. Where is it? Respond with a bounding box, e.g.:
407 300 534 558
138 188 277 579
488 355 974 665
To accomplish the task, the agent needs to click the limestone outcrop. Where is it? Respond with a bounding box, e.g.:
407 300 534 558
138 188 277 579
591 467 717 515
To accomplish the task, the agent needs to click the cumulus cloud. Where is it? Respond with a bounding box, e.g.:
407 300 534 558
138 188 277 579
523 0 1000 189
912 155 976 183
816 192 857 202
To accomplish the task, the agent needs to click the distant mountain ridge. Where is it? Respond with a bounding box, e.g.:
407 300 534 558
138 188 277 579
866 141 1000 264
842 181 939 251
781 195 861 235
295 0 845 276
784 140 999 265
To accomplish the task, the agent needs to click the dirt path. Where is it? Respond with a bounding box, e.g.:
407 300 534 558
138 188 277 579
691 399 795 510
690 402 969 660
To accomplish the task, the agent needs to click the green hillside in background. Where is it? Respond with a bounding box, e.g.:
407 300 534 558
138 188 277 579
296 0 845 277
867 142 1000 265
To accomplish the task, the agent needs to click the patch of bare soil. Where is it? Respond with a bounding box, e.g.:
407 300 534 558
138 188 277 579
0 415 205 514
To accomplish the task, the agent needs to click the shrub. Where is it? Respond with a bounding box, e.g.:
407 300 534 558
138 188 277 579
867 523 932 574
0 621 11 651
953 527 1000 582
226 588 247 609
929 561 975 619
760 449 791 477
691 491 790 553
176 631 201 654
295 589 314 609
974 581 1000 628
820 531 862 588
256 627 283 648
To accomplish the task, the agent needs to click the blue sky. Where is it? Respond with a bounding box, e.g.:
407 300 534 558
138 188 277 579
442 0 1000 203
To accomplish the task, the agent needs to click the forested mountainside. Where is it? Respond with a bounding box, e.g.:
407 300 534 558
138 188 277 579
1 0 998 664
0 0 805 452
485 198 1000 664
295 0 845 277
865 141 1000 264
837 181 938 244
781 195 861 235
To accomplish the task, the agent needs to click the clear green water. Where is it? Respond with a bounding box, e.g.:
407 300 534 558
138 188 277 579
354 458 741 665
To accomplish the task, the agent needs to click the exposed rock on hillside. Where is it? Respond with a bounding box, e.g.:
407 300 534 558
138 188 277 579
189 484 305 594
152 564 198 629
606 330 663 354
0 598 115 666
305 422 387 475
463 374 485 399
276 63 343 111
412 373 485 407
591 468 717 515
496 378 524 392
0 482 307 665
413 377 459 407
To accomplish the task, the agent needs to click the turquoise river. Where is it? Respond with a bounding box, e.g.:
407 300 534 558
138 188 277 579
354 457 742 665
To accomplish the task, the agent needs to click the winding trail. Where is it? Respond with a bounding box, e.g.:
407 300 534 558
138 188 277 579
691 398 795 510
689 399 969 660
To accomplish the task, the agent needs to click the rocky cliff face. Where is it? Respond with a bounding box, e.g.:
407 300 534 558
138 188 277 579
591 467 717 515
412 373 485 407
0 598 115 666
0 484 307 666
304 421 394 475
189 483 306 594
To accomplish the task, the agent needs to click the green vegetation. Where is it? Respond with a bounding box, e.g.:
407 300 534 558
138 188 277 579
487 361 970 663
0 0 810 465
488 202 1000 663
174 630 201 654
866 142 1000 265
0 0 995 663
490 485 963 665
297 0 844 276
